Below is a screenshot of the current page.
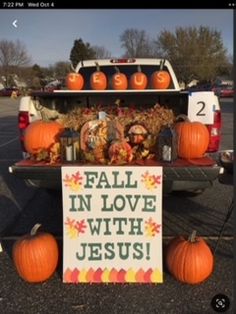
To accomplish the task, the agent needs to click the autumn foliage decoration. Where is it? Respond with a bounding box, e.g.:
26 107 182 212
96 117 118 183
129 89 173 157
129 65 148 90
24 120 64 155
90 62 107 90
175 115 210 159
13 224 59 283
165 230 214 284
66 72 84 90
108 140 133 164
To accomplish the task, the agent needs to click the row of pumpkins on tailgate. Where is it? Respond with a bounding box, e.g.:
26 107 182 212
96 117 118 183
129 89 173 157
23 111 210 165
12 224 214 284
66 63 171 90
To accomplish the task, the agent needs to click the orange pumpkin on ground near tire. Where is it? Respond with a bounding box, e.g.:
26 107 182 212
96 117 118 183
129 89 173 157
165 230 214 284
12 224 59 283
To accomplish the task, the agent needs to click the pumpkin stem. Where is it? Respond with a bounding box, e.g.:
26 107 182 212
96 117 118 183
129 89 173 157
188 230 197 242
137 65 142 73
175 114 190 123
160 59 166 71
95 62 100 72
115 66 120 74
30 223 42 236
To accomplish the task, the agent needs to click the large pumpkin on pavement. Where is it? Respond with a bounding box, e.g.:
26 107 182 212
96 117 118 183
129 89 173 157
165 230 214 284
24 120 64 154
13 224 59 283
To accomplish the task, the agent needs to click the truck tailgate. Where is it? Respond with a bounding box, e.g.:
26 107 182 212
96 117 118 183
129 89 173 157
9 158 222 182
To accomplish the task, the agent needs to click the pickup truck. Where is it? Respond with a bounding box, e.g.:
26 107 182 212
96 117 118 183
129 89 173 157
9 58 222 193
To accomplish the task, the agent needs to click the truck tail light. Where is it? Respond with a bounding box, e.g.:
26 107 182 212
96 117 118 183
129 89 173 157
206 110 222 152
110 58 136 63
18 111 29 152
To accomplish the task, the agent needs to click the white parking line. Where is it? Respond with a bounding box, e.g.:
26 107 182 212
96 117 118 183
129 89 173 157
0 136 18 148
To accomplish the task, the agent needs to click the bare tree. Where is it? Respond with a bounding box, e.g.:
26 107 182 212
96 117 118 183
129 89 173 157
120 28 154 58
91 45 112 59
0 39 31 86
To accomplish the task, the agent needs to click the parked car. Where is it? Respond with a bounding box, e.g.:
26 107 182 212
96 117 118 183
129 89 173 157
0 87 20 97
44 80 62 92
219 85 234 98
212 85 234 98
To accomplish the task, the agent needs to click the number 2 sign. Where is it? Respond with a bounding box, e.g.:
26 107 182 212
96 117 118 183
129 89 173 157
187 91 217 125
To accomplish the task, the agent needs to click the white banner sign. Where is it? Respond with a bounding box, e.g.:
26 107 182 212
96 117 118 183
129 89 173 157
62 166 163 283
188 91 217 124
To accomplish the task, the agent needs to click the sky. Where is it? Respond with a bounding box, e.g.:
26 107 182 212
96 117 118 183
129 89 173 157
0 9 233 67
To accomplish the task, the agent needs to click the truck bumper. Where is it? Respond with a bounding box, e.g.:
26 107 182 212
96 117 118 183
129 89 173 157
9 163 222 192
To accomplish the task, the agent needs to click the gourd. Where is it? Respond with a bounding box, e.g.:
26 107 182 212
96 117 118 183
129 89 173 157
90 62 107 90
129 65 148 90
24 120 64 154
175 115 209 159
111 67 128 90
165 230 214 284
66 72 84 90
12 224 59 283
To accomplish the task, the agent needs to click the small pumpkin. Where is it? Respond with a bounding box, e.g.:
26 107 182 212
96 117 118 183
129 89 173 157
90 62 107 90
24 120 64 154
151 70 171 89
111 67 128 90
12 224 59 283
129 65 147 90
175 115 209 159
66 72 84 90
165 230 214 284
109 140 133 164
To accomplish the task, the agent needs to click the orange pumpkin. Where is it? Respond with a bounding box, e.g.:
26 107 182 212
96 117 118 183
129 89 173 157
109 140 133 164
165 230 214 284
175 117 209 159
13 224 59 283
151 70 171 89
112 67 128 90
90 62 107 90
24 120 64 154
66 72 84 90
129 65 147 90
